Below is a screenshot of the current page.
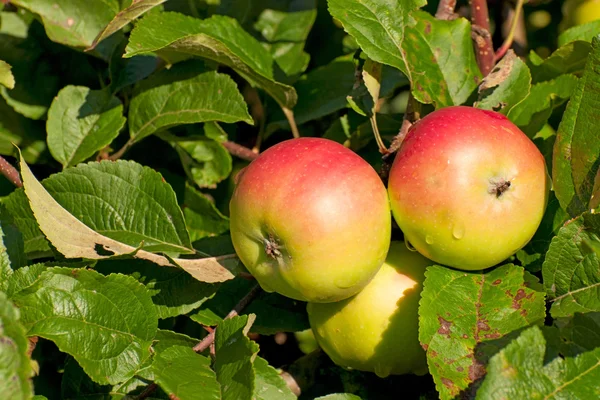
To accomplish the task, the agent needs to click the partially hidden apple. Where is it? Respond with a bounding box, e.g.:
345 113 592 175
229 137 391 303
307 241 430 377
388 106 549 271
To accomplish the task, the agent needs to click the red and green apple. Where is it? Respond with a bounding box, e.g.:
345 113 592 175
388 106 549 271
229 137 391 302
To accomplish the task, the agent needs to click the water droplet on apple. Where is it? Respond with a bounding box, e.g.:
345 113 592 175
404 238 418 252
374 362 391 378
452 223 465 240
425 235 434 244
334 275 360 289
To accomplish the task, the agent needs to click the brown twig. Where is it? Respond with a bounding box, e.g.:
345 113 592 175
0 155 22 187
193 282 262 352
222 141 259 162
137 283 262 400
108 138 134 161
470 0 495 76
436 0 458 20
136 383 158 400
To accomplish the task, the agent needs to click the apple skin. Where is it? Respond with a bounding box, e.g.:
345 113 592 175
388 106 549 271
307 242 430 378
229 137 391 303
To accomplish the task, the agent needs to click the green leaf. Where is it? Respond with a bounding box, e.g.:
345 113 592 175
60 357 112 400
542 213 600 318
94 258 220 319
553 36 600 217
516 192 568 273
110 329 200 396
419 264 546 400
253 356 296 400
1 189 50 258
125 11 297 108
170 134 233 189
89 0 167 50
0 58 59 120
0 98 47 164
0 206 26 287
559 20 600 47
557 312 600 355
42 160 192 253
254 2 317 78
0 60 14 89
11 267 157 385
128 60 252 143
268 54 407 131
0 292 33 400
327 2 481 107
476 326 600 399
10 0 120 50
214 314 259 400
315 395 362 400
507 74 578 137
109 40 159 93
529 41 592 83
191 277 309 335
47 86 126 168
18 155 241 283
476 51 531 114
152 346 220 400
4 263 47 299
184 183 229 242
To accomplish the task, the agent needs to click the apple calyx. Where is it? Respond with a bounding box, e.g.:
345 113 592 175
488 178 511 198
264 233 283 259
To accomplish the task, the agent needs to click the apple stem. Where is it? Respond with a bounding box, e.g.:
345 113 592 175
371 115 388 154
494 0 525 62
0 155 22 187
470 0 495 76
222 141 259 162
282 107 301 139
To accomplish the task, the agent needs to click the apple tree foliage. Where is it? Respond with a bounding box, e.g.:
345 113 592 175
0 0 599 399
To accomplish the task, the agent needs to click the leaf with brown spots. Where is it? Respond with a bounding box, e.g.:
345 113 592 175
475 50 532 114
419 264 546 400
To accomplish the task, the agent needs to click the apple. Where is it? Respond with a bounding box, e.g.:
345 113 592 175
229 137 391 303
561 0 600 30
307 242 430 377
388 106 549 271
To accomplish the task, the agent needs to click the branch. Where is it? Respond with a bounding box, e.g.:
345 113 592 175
435 0 457 20
495 0 526 61
470 0 495 76
193 282 262 352
222 141 259 162
137 282 262 400
0 155 22 187
108 138 134 161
